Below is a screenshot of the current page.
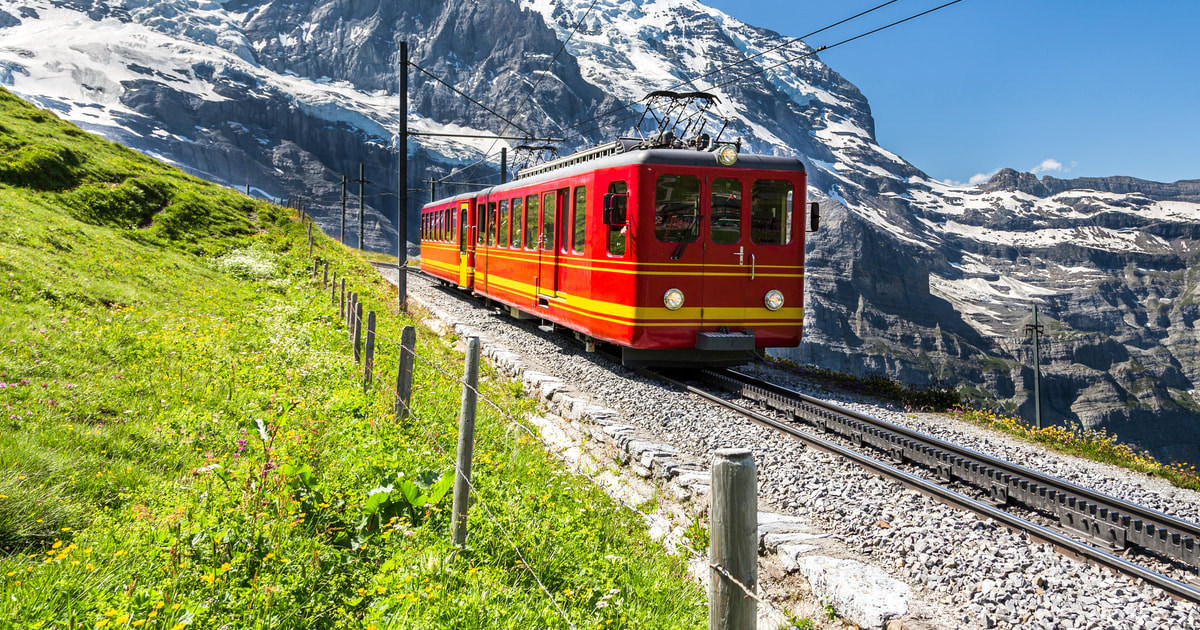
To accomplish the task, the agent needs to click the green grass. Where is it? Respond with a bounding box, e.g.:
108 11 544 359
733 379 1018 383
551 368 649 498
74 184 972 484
0 87 704 629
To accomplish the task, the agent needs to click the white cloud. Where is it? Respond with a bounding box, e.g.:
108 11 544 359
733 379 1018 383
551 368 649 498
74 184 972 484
1030 158 1063 175
942 169 1000 187
968 171 997 186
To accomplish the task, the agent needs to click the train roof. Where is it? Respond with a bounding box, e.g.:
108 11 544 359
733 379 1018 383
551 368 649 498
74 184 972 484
421 140 807 209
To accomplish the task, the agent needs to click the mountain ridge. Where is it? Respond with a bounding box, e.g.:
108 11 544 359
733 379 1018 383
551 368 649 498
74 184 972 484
2 0 1197 463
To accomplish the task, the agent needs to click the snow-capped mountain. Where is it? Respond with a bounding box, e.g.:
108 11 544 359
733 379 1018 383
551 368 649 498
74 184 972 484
2 0 1198 463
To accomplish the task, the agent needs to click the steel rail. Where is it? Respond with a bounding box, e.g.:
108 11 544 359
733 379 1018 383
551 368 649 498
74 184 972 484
642 369 1200 604
704 368 1200 571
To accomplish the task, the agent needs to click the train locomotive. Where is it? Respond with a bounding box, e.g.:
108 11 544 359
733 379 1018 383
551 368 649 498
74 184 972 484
418 92 817 367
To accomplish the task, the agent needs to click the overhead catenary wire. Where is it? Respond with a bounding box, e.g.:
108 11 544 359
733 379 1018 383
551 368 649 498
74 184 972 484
554 0 970 144
709 0 969 92
449 0 601 186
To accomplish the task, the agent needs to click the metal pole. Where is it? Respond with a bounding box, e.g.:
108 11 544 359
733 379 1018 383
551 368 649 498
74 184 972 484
500 147 507 185
341 175 347 245
398 40 409 313
451 337 481 546
1033 304 1043 430
396 325 417 420
709 448 757 630
359 162 365 250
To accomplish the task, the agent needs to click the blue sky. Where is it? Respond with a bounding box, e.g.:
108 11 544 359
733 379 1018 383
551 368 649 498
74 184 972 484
702 0 1200 185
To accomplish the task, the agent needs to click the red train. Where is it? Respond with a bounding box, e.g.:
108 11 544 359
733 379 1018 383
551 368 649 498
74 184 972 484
418 138 816 367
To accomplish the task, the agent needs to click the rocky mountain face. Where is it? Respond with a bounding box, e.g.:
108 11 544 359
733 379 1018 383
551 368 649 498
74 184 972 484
2 0 1197 464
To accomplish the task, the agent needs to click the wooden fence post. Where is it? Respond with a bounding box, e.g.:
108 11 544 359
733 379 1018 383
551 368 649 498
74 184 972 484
322 262 329 288
451 337 480 546
709 448 758 630
350 294 357 350
353 300 364 364
395 325 417 419
346 292 356 340
339 279 346 319
363 311 376 388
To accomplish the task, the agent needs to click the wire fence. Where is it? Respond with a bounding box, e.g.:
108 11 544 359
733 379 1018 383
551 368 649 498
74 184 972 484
307 215 766 623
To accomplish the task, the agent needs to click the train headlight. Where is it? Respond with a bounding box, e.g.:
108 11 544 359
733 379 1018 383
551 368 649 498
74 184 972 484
663 288 685 311
716 145 739 166
764 290 785 311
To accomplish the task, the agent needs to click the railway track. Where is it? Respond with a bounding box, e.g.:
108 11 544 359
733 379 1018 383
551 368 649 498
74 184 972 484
646 367 1200 604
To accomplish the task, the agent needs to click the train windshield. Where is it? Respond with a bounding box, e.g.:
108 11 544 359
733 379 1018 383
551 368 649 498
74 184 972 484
654 175 700 243
751 180 794 246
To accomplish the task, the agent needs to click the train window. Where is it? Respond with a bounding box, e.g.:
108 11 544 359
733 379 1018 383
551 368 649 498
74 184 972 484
572 186 587 254
711 178 742 245
443 209 451 242
541 192 555 251
499 200 510 248
486 203 496 246
476 204 486 245
751 180 794 246
607 181 627 257
436 212 443 242
459 207 468 253
449 208 456 243
654 175 700 243
525 195 539 250
511 198 523 249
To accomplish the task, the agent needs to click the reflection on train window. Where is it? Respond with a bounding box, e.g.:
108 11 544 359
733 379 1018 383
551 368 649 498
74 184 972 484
541 192 556 251
499 200 509 248
751 180 793 246
572 186 587 254
524 195 538 250
710 178 742 245
511 198 523 249
607 181 627 257
655 175 700 243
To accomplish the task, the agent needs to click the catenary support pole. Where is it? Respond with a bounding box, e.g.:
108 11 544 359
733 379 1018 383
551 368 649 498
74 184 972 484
1032 304 1043 429
398 40 409 312
451 337 481 546
500 147 507 185
395 325 417 420
341 175 347 245
709 448 757 630
358 162 365 250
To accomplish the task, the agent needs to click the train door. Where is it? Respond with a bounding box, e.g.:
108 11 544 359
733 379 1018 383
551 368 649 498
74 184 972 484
702 177 747 327
457 201 471 289
536 189 566 300
744 177 802 323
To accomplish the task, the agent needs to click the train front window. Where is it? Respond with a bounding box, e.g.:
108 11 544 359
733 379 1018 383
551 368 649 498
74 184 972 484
710 178 742 244
498 200 509 248
541 192 555 251
654 175 700 243
607 181 627 257
751 180 793 246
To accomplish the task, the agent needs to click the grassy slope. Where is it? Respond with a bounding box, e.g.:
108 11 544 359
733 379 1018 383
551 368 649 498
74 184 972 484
0 88 703 629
